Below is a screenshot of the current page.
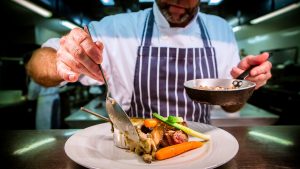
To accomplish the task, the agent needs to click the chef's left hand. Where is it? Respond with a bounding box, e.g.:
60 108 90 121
231 52 272 89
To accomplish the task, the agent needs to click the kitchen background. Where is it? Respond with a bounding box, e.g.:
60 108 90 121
0 0 299 129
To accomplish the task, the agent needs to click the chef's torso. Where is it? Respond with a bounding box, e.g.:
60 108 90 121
43 2 240 122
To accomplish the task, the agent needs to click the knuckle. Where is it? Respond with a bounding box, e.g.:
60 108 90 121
85 45 94 54
73 47 83 58
60 36 66 45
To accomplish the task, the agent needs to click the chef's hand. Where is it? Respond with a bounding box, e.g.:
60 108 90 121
230 52 272 89
57 27 104 82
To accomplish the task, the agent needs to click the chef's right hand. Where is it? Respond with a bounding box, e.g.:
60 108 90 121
57 27 104 82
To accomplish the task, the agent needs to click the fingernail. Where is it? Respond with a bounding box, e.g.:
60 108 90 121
69 74 76 81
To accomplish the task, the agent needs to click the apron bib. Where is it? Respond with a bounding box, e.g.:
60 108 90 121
127 10 218 123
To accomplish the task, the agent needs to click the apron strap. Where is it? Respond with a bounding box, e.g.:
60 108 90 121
142 10 155 46
197 16 212 48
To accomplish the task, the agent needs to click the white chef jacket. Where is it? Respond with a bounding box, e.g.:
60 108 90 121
42 2 240 112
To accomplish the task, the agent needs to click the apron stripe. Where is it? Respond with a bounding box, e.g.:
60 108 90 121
157 47 168 117
183 48 188 121
194 48 202 122
200 48 209 78
191 48 197 121
149 47 159 118
212 47 218 77
156 47 161 115
175 48 179 117
176 48 186 117
140 47 149 118
146 47 153 118
168 48 177 116
132 47 142 117
166 47 170 117
203 47 212 78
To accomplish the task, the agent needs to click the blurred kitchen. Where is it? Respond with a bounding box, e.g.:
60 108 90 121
0 0 300 130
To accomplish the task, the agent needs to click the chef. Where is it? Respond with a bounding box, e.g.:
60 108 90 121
26 0 272 123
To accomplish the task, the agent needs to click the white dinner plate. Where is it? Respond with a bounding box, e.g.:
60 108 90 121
65 122 238 169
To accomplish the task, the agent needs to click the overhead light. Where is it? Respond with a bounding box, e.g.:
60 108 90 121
12 0 52 18
61 20 80 30
13 137 56 155
208 0 223 5
139 0 154 2
249 131 294 146
232 26 242 32
250 2 300 24
247 35 269 44
100 0 115 6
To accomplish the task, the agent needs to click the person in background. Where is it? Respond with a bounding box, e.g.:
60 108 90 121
27 79 61 129
239 48 248 58
26 0 272 124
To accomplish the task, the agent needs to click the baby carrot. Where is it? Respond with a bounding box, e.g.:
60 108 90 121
155 141 204 160
144 118 158 128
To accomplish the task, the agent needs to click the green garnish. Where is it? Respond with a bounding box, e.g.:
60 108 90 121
152 113 210 141
168 115 183 123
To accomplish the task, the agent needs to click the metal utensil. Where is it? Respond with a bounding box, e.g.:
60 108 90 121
232 65 255 88
98 65 140 142
83 25 139 143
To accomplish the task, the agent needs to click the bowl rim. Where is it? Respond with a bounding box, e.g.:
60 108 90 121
184 78 256 92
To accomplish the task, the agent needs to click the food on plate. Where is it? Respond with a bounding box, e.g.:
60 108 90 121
155 141 204 160
115 113 209 163
195 85 237 90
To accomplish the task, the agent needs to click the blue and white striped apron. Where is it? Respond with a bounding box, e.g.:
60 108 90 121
127 10 218 123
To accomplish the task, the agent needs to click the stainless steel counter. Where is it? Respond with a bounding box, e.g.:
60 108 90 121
65 97 279 128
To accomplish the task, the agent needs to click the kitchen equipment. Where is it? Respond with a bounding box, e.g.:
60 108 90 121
98 60 140 143
83 25 139 144
184 66 256 106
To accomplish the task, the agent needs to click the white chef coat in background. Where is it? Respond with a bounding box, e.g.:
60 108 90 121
42 2 240 112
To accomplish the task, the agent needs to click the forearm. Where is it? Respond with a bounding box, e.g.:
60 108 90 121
26 47 63 87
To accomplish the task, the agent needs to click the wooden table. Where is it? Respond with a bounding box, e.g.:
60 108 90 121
1 125 299 169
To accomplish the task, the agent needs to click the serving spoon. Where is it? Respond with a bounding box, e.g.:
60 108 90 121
83 26 139 143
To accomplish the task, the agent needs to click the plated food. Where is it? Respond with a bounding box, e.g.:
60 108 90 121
114 113 210 163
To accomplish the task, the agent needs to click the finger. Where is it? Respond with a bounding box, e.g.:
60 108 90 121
230 67 244 79
59 50 102 81
80 38 102 64
84 26 103 64
69 27 102 64
238 52 270 70
56 60 79 82
69 28 90 44
245 71 271 88
63 36 102 78
250 60 272 76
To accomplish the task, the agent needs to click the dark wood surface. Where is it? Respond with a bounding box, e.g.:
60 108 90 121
1 125 299 169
